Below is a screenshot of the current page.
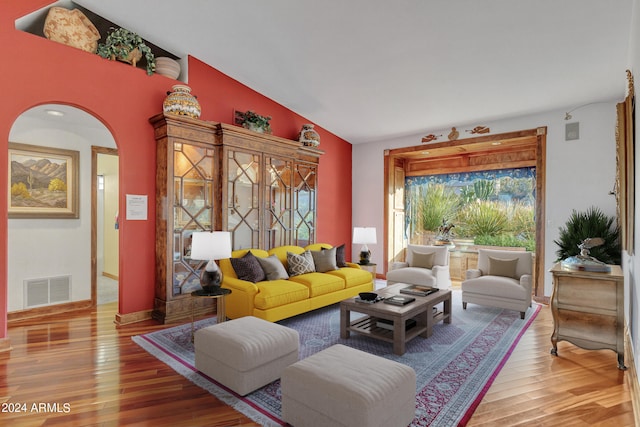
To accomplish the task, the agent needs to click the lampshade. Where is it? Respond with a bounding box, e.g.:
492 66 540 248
353 227 377 245
191 231 232 261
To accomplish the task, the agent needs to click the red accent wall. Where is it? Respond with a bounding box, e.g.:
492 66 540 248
0 1 352 339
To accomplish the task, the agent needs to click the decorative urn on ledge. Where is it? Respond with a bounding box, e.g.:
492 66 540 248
298 124 320 147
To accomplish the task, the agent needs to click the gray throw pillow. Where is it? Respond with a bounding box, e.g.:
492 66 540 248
410 251 435 269
312 247 338 273
256 255 289 280
287 251 315 276
230 251 266 283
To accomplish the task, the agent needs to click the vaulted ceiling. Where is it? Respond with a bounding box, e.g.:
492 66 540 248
66 1 634 144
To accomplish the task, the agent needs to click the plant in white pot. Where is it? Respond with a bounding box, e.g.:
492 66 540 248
97 27 156 75
234 110 272 134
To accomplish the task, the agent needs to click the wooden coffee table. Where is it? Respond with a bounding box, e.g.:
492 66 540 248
340 283 451 355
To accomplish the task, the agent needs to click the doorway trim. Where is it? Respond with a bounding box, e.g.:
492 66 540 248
92 146 119 306
384 127 547 300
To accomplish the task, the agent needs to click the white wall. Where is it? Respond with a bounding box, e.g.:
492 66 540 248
8 111 115 311
353 102 620 296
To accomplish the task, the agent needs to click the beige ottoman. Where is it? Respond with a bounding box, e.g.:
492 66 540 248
194 316 299 396
281 344 416 427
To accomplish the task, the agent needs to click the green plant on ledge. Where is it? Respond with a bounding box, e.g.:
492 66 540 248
97 27 156 75
235 110 272 134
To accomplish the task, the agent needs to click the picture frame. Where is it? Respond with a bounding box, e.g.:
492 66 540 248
8 142 79 219
615 70 635 254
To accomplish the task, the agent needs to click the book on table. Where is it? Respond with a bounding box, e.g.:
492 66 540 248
384 295 416 306
399 284 439 296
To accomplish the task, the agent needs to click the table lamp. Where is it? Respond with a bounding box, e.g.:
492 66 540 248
190 231 232 293
353 227 377 265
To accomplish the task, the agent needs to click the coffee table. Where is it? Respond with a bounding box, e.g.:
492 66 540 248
340 283 451 355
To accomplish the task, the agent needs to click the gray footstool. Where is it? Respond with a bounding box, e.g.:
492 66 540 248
281 344 416 427
194 316 299 396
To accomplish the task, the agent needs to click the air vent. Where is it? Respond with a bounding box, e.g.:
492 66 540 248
24 275 71 308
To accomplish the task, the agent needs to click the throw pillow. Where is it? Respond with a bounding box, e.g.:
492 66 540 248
410 251 435 269
487 256 519 279
287 251 316 276
256 255 289 280
230 251 266 283
334 244 348 267
312 247 338 273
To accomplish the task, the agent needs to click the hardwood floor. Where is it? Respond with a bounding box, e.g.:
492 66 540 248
0 300 635 426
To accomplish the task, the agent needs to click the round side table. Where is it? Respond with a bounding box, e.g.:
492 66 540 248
190 288 231 341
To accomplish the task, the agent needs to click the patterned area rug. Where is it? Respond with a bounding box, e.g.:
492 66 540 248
133 290 540 426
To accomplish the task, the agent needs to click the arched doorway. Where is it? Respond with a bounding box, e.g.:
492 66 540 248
8 104 118 320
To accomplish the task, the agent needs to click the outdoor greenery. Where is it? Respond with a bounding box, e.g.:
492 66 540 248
554 207 620 264
408 172 536 251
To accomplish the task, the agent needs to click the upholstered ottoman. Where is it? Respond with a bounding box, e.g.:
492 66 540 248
194 316 299 396
281 344 416 427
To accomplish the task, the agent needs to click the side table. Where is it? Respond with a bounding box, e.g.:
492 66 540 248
358 262 377 281
191 288 231 341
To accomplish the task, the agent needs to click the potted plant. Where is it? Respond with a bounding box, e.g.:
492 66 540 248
234 110 272 134
97 27 156 75
554 206 621 264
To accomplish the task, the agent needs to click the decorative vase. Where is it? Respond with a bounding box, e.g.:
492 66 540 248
155 57 181 79
163 85 201 119
298 124 320 147
246 122 265 133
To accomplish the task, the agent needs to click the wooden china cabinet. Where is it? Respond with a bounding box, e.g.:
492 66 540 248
150 114 322 323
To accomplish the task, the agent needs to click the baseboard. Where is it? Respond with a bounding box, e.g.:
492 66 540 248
102 272 119 281
625 325 640 424
8 299 93 323
115 309 153 326
0 337 12 353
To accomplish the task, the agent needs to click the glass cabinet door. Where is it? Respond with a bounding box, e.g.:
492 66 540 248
265 156 292 250
172 142 215 295
227 150 261 250
293 162 317 247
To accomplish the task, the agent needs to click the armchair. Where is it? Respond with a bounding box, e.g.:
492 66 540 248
461 249 533 319
386 244 451 289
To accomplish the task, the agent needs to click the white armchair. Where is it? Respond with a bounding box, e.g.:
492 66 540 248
461 249 533 319
386 245 451 289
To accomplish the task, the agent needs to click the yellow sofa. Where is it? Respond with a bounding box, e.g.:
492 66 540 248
220 243 374 322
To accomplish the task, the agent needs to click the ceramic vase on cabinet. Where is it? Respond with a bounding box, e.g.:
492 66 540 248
163 85 201 119
298 124 320 147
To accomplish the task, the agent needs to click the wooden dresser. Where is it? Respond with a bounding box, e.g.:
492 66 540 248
549 263 625 369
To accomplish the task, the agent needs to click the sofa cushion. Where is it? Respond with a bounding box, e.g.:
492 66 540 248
257 255 289 280
254 280 310 309
289 272 345 297
488 256 519 279
461 275 527 300
287 251 316 276
312 247 338 272
230 251 266 283
410 251 435 269
326 267 372 288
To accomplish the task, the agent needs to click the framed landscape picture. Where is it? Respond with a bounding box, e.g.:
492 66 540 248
8 142 79 219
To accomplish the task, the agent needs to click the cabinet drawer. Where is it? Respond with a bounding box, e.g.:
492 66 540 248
556 277 617 310
557 308 617 346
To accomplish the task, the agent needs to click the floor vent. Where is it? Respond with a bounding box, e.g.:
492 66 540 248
24 275 71 308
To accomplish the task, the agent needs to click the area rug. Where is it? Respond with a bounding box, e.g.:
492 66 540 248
133 290 540 426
